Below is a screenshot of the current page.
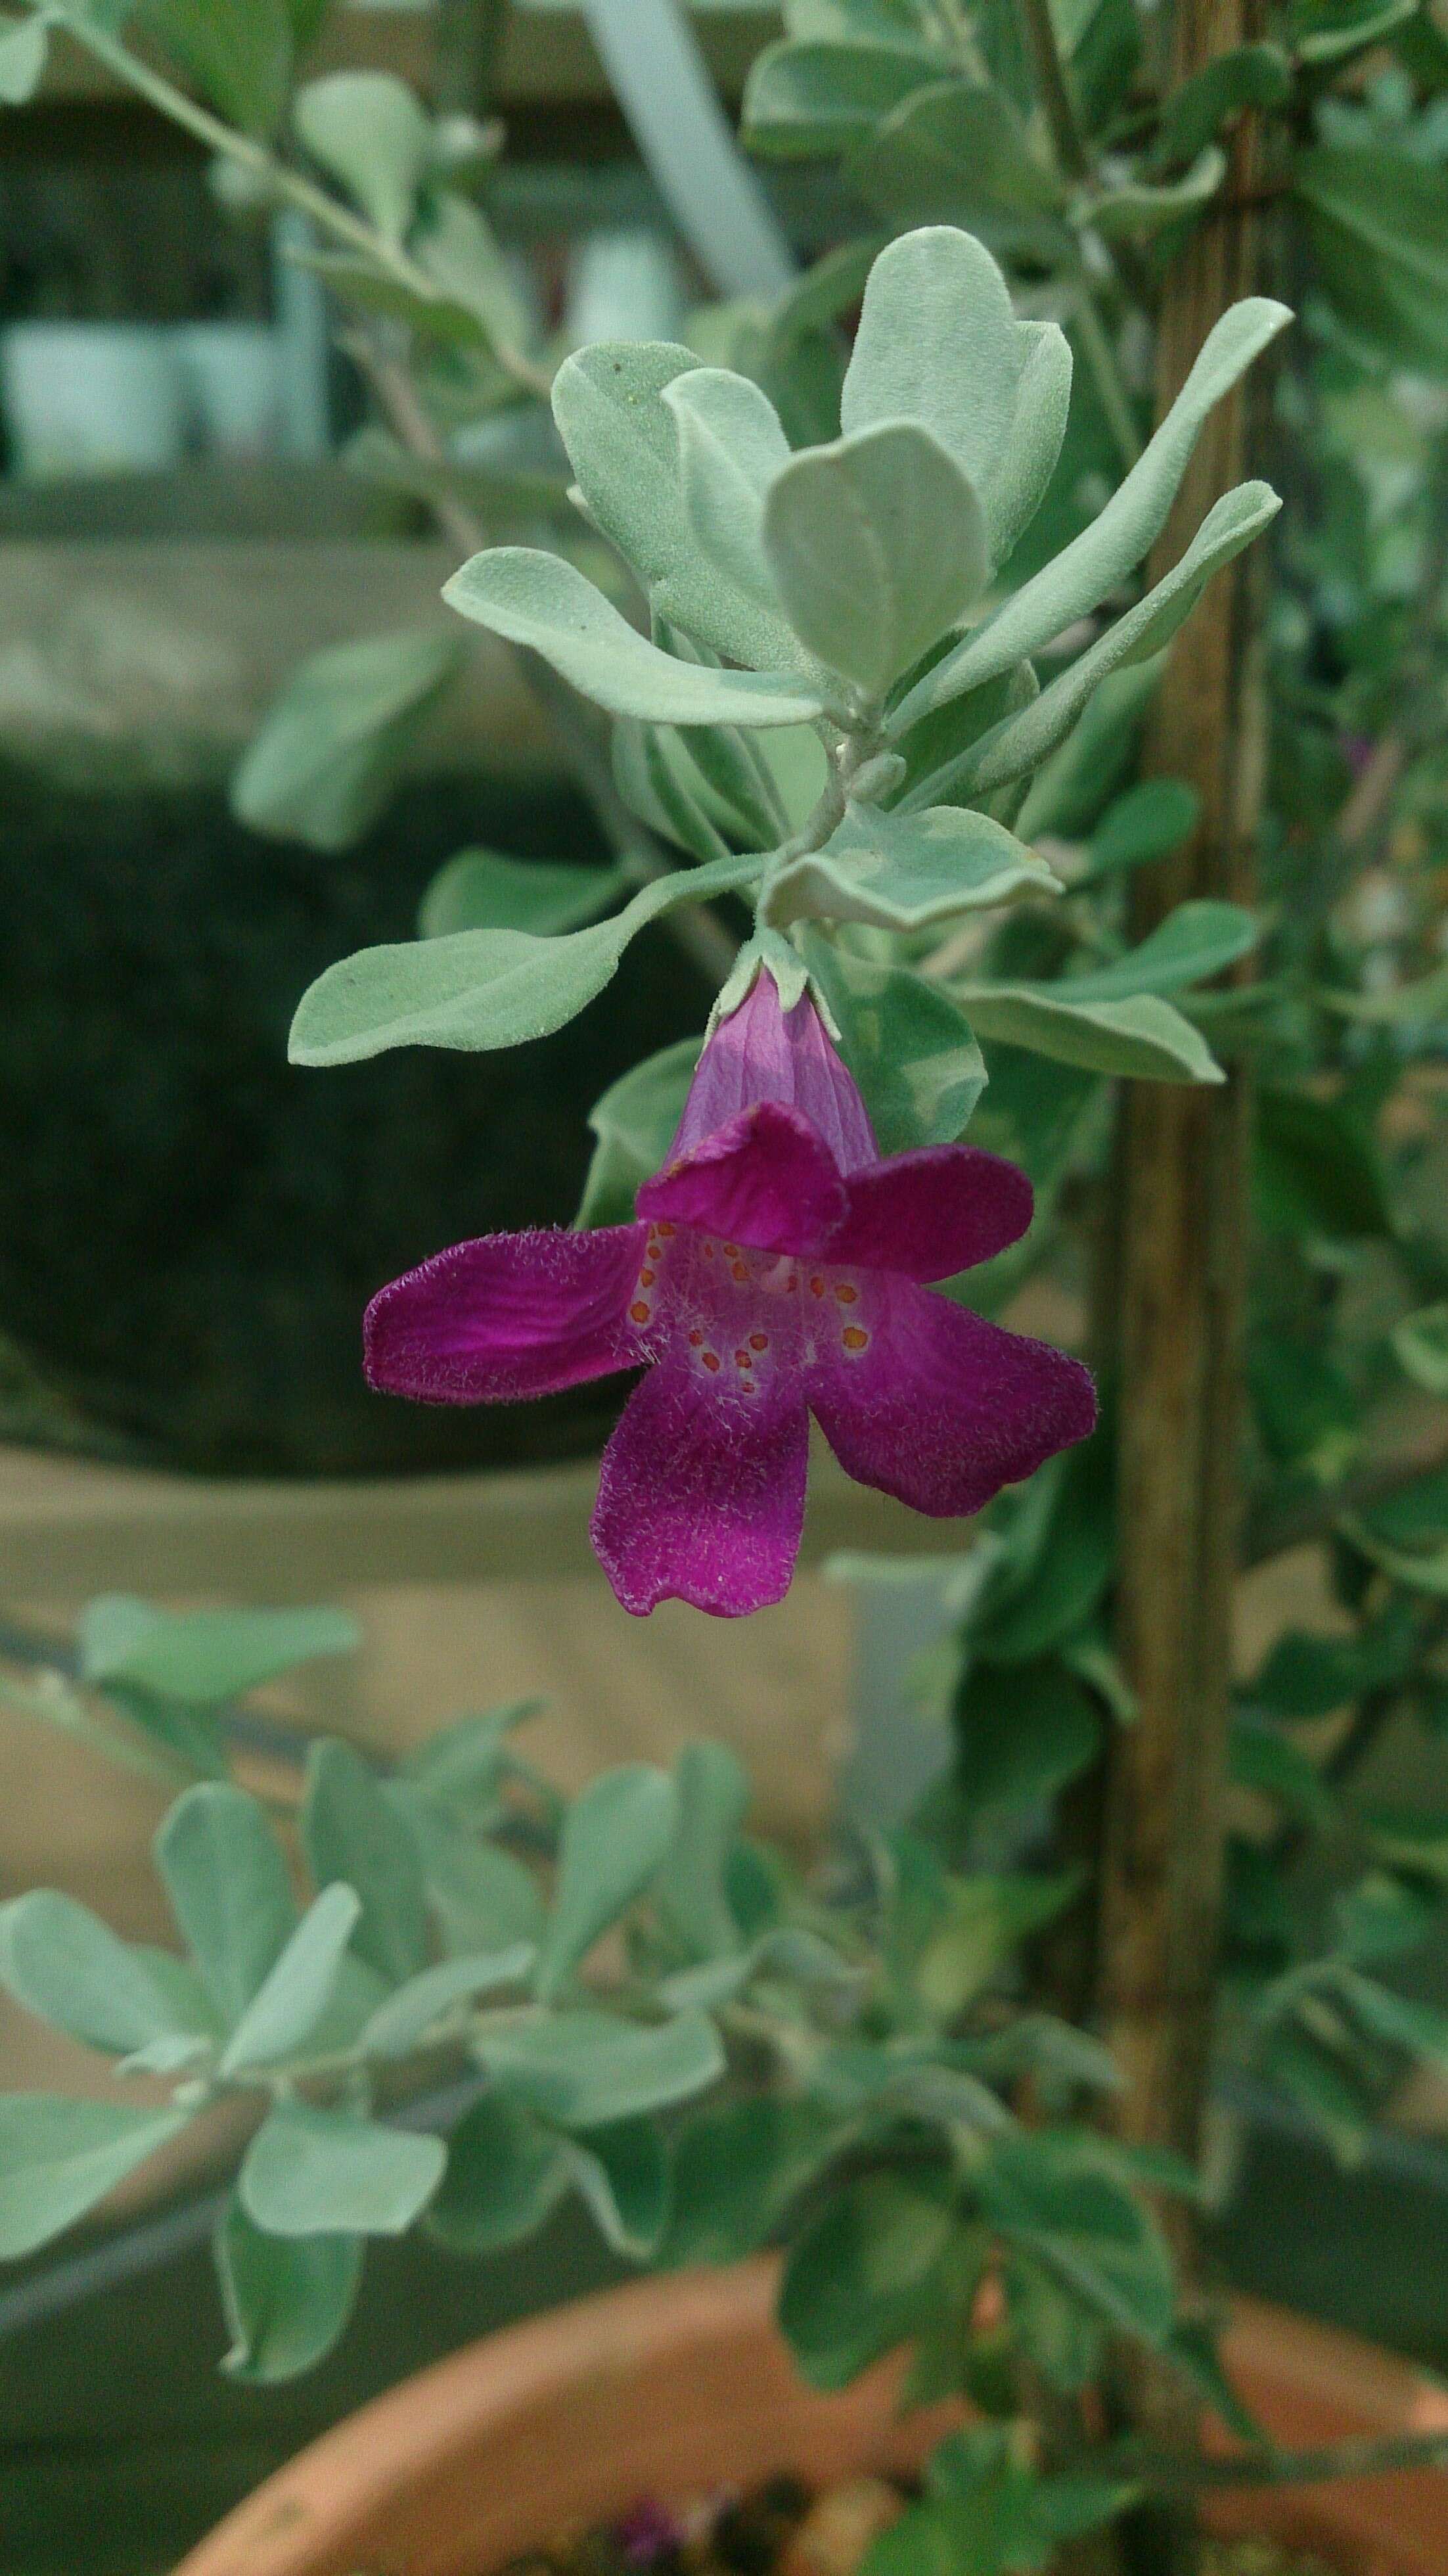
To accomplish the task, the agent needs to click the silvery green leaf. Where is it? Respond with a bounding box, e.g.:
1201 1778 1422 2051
411 191 534 354
656 1741 750 1963
535 1764 680 2001
156 1783 299 2027
800 934 986 1150
552 342 808 674
916 483 1281 796
784 0 937 43
303 1739 430 1988
893 298 1292 728
0 12 48 102
1081 779 1199 879
763 422 988 696
955 985 1225 1083
613 720 731 865
420 851 625 940
289 848 760 1067
742 37 934 158
357 1947 535 2059
564 2117 669 2257
476 2008 724 2129
215 2197 363 2385
232 627 462 853
80 1598 358 1703
240 2101 445 2237
576 1036 700 1230
1085 147 1226 242
0 1891 208 2057
293 72 433 246
443 549 828 726
1014 658 1166 841
767 800 1057 932
218 1885 361 2076
1054 900 1257 1000
0 2097 191 2261
664 368 792 608
145 0 291 135
842 227 1072 566
426 2095 569 2253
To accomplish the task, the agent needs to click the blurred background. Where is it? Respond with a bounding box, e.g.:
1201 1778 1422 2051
0 4 1445 2570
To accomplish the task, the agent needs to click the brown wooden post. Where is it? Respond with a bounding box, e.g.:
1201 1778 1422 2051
1098 0 1273 2551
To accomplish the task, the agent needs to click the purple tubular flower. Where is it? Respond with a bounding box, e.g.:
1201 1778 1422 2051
364 967 1097 1619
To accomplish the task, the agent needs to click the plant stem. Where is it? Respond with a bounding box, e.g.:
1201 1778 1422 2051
1097 0 1275 2565
1072 280 1145 472
1014 0 1093 181
45 4 551 398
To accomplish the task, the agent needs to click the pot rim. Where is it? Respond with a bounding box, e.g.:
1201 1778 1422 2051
176 2259 1448 2576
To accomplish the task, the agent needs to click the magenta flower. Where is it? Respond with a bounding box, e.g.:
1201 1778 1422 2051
364 967 1095 1618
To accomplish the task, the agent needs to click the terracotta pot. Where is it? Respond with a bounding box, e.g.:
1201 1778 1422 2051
176 2261 1448 2576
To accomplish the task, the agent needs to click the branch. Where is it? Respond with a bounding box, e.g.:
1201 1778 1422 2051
1013 0 1092 181
1137 2426 1448 2494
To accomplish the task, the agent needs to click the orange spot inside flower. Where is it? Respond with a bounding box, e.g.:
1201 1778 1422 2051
640 1268 656 1286
809 1276 825 1297
702 1350 721 1373
688 1328 704 1347
834 1283 859 1305
629 1302 650 1325
723 1243 739 1257
657 1222 675 1238
750 1333 769 1351
842 1325 869 1352
731 1261 750 1282
735 1350 752 1368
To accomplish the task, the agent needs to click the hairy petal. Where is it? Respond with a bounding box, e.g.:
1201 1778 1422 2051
639 1102 848 1256
365 1225 647 1404
831 1145 1035 1283
673 970 877 1173
811 1281 1096 1518
591 1359 809 1617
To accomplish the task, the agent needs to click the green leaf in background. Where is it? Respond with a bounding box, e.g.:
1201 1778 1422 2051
664 367 792 609
426 2093 569 2253
976 2130 1175 2344
932 484 1282 796
444 550 828 726
387 1783 545 1954
1393 1302 1448 1399
357 1946 535 2059
800 936 986 1151
79 1598 358 1704
1014 659 1166 842
768 801 1057 932
1081 779 1200 878
292 72 432 246
0 12 49 103
155 1784 299 2028
1254 1086 1391 1239
303 1739 430 1988
1336 1970 1448 2074
0 1891 208 2057
895 299 1290 729
215 2196 363 2383
1087 147 1226 244
780 2173 955 2389
231 629 462 853
915 1873 1079 2019
848 79 1069 255
576 1038 700 1230
970 1436 1115 1665
1296 147 1448 378
142 0 292 134
614 718 731 867
241 2102 445 2237
1333 1872 1440 1968
1154 43 1290 170
419 851 625 940
742 38 934 158
288 848 759 1067
1288 0 1418 64
551 340 808 676
1055 901 1257 1001
655 1741 750 1963
217 1884 361 2077
763 422 987 695
1229 1716 1332 1824
661 2096 840 2266
1365 1810 1448 1888
955 985 1224 1085
534 1763 679 2000
0 2096 190 2260
841 226 1072 570
397 1699 544 1822
953 1659 1101 1815
1250 1601 1421 1719
412 192 535 355
476 2008 724 2129
565 2115 669 2258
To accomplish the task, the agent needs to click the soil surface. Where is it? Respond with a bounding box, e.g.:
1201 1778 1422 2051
497 2473 1335 2576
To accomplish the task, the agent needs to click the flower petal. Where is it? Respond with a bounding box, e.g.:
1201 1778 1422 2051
591 1358 809 1617
365 1225 647 1403
811 1279 1096 1518
673 968 877 1172
639 1101 848 1256
830 1145 1035 1283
